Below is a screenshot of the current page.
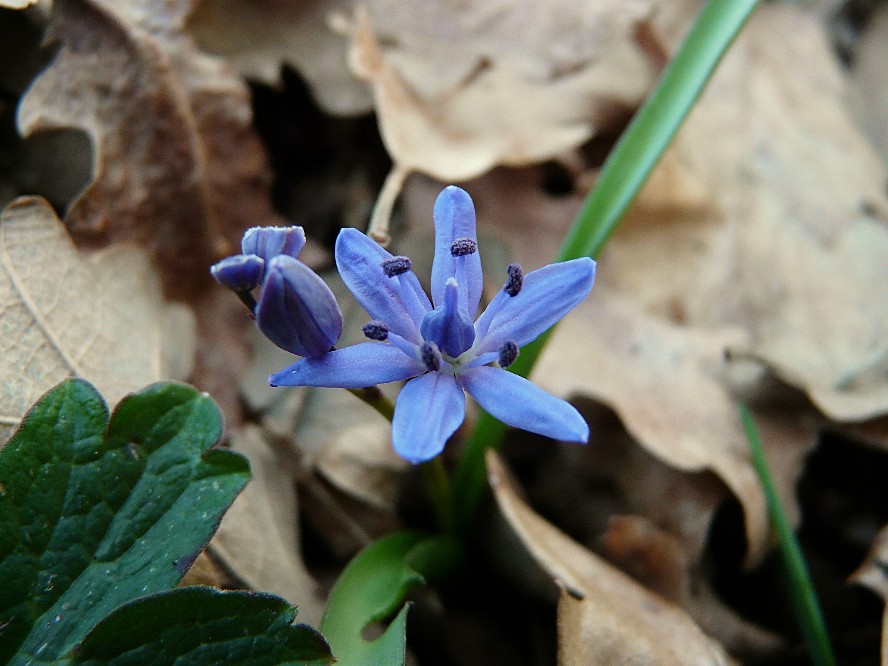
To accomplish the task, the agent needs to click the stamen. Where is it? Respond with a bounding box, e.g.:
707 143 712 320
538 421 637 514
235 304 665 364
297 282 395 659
362 320 389 341
498 340 519 368
504 263 523 297
450 237 477 256
420 341 442 372
382 256 412 277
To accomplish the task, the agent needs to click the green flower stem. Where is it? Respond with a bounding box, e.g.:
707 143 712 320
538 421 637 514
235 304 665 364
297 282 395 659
454 0 762 531
740 406 836 666
422 456 455 533
347 386 395 421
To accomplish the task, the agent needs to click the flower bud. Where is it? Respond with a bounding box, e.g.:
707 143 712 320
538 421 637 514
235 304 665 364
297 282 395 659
210 254 265 292
242 226 307 265
256 256 343 358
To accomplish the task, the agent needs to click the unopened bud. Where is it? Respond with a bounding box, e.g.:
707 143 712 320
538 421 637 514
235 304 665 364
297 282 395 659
256 256 343 358
210 254 265 292
242 226 306 264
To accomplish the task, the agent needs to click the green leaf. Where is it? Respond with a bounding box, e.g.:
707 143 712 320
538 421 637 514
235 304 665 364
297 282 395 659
70 587 332 665
740 406 836 666
0 379 250 664
320 532 426 666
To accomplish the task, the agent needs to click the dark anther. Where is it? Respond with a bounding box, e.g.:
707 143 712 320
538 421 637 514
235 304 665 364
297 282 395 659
504 263 523 297
362 320 389 341
420 341 442 372
450 237 477 256
498 340 519 368
382 256 412 277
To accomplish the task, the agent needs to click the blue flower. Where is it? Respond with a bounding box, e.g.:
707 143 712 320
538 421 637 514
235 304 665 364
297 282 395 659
269 186 596 464
211 226 342 358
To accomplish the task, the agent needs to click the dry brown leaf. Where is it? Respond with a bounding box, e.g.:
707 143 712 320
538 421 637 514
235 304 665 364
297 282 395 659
601 514 782 656
850 524 888 665
187 0 371 115
487 451 733 665
851 5 888 162
17 0 282 298
347 1 657 240
0 196 194 443
535 288 774 560
613 3 888 421
207 425 325 626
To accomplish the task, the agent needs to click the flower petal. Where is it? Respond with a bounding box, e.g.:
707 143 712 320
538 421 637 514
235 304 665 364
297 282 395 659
474 258 595 354
392 372 465 464
460 366 589 443
210 253 264 292
269 342 423 388
431 186 483 319
256 256 343 358
242 226 306 262
335 228 430 343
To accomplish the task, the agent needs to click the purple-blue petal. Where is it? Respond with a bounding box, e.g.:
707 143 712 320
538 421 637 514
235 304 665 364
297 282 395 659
335 228 430 344
255 256 342 358
269 342 424 388
431 186 483 319
242 226 306 262
210 254 265 292
459 366 589 443
474 258 595 354
392 372 466 463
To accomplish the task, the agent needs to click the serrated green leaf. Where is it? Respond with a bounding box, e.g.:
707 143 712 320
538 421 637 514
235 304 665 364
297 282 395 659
70 587 333 666
320 532 426 666
0 379 250 664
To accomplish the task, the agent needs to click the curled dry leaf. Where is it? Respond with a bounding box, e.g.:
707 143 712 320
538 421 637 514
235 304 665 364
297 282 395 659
486 451 733 665
0 196 194 444
17 0 282 299
535 289 771 562
207 425 325 627
187 0 371 115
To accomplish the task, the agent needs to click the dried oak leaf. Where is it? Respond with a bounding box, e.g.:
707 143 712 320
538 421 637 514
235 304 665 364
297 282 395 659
487 451 734 665
17 0 282 299
534 288 814 565
187 0 371 115
614 3 888 421
207 425 325 627
347 0 658 240
0 196 194 444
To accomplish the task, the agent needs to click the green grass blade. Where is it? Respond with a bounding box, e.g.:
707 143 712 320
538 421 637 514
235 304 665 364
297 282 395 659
454 0 762 529
740 405 836 666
